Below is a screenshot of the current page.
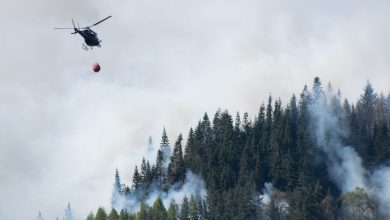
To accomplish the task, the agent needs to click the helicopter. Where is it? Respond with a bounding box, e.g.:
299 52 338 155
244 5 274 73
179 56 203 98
55 16 112 50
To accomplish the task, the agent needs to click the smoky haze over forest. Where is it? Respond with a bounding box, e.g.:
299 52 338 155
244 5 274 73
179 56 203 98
1 0 390 219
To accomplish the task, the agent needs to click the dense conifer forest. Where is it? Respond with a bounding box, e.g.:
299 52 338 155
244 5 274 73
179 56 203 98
85 77 390 220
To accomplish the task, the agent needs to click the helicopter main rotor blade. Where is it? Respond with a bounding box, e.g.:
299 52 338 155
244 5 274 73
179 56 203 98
90 16 112 27
55 16 111 30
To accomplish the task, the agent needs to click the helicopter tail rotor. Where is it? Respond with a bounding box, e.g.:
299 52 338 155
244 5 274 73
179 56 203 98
71 19 77 34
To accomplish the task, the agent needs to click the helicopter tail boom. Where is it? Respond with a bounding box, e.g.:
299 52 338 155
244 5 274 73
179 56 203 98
71 19 77 34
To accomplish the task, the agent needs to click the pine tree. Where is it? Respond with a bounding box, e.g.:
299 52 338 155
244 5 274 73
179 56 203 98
189 195 198 220
311 76 326 108
184 128 198 173
287 173 310 220
150 197 167 220
269 99 285 189
141 158 147 183
167 134 186 186
86 212 94 220
129 213 136 220
356 81 377 162
373 120 389 164
108 208 119 220
112 169 123 210
160 128 172 166
155 150 166 190
288 94 298 151
359 81 377 128
254 104 266 189
281 150 296 191
64 203 73 220
261 95 273 183
296 85 314 184
95 207 108 220
119 209 128 220
36 211 44 220
180 196 190 220
167 199 179 220
147 136 154 156
139 158 153 190
242 112 251 138
137 201 151 220
132 166 142 192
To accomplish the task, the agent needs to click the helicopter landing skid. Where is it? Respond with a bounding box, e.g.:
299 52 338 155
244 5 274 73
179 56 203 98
82 44 89 51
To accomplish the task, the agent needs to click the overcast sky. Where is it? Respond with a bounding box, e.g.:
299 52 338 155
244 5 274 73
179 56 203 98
1 0 390 219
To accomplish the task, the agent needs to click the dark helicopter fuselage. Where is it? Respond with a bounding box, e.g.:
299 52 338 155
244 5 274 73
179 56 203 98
75 28 101 46
54 16 111 50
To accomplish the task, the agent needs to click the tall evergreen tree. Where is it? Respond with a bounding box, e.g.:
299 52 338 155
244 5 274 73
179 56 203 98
119 209 129 220
155 150 166 190
95 207 108 220
112 169 123 210
180 196 190 220
356 81 377 162
132 166 142 192
184 127 202 174
147 136 154 156
86 212 94 220
160 128 172 166
311 76 326 108
167 134 186 186
108 208 119 220
151 197 167 220
36 211 44 220
64 203 73 220
167 199 179 220
136 201 151 220
189 195 198 220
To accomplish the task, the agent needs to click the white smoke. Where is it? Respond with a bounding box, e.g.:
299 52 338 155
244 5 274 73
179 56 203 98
259 182 274 204
113 170 206 213
309 83 390 216
146 171 207 208
259 182 289 219
371 167 390 216
310 101 368 192
111 186 127 212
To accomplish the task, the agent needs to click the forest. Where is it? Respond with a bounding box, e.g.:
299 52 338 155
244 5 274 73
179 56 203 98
82 77 390 220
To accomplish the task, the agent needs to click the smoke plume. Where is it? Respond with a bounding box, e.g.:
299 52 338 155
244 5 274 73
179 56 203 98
259 182 289 219
309 80 390 216
112 170 206 213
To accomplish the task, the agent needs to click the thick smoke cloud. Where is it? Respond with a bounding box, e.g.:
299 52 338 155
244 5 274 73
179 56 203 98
371 167 390 215
309 83 390 216
1 0 390 219
111 171 206 213
145 171 207 209
310 97 367 192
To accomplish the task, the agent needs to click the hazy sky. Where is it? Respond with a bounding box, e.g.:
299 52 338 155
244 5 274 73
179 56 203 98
1 0 390 219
